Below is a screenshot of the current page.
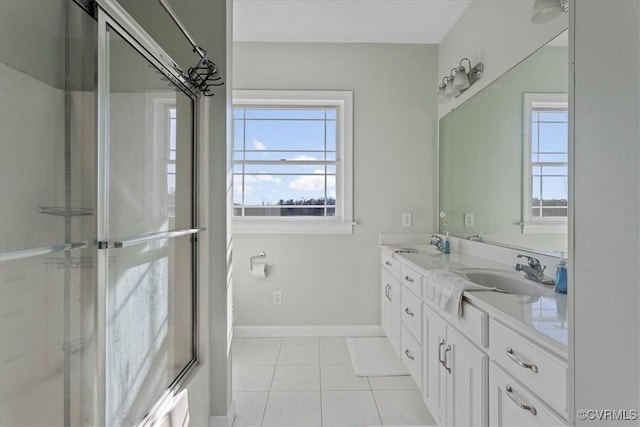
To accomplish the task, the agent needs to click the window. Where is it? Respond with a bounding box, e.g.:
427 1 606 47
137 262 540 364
232 90 353 234
522 93 568 234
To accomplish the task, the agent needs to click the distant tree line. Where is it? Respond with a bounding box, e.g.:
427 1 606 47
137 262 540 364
276 197 336 216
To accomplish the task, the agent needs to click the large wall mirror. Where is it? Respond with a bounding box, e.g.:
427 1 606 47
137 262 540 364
439 30 568 254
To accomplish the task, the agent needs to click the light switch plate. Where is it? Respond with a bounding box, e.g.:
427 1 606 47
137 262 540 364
464 213 474 227
402 213 412 227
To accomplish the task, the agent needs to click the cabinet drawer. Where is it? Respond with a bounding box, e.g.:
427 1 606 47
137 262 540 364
449 300 488 348
401 286 422 343
490 320 567 418
402 325 422 390
381 251 401 277
490 362 566 426
400 263 423 297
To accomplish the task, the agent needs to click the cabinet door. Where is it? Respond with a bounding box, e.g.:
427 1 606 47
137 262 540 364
381 269 401 355
448 327 488 427
490 363 566 427
381 268 392 337
424 304 448 425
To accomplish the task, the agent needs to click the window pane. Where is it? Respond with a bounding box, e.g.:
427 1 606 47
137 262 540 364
245 120 326 151
241 163 336 175
540 165 567 176
243 151 333 161
537 153 568 163
537 122 568 152
541 176 568 203
537 111 567 122
243 206 329 217
234 119 244 151
232 103 343 219
541 207 568 217
326 120 337 152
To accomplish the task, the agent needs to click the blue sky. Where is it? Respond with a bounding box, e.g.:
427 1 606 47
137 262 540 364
233 108 337 207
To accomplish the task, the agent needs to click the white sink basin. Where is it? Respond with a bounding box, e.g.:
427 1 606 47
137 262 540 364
455 268 554 297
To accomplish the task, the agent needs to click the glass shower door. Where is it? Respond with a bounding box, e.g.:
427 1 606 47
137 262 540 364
0 1 97 425
98 16 199 426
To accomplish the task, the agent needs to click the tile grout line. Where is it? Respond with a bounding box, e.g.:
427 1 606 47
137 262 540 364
260 339 283 427
367 377 384 426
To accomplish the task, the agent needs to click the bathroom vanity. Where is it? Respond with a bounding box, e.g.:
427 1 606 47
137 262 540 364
380 236 568 426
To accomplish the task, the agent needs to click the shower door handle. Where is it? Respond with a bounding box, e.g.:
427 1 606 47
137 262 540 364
97 227 206 249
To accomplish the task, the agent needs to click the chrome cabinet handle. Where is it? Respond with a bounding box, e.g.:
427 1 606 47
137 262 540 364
438 339 446 367
404 275 414 283
506 348 538 373
386 284 392 301
404 349 414 360
385 261 392 266
404 307 414 316
505 385 537 416
444 345 452 374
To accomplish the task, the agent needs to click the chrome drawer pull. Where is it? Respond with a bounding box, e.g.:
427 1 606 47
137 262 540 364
506 348 539 373
404 349 414 360
444 345 452 374
505 385 537 416
404 307 414 316
438 339 446 367
404 275 414 283
385 261 392 266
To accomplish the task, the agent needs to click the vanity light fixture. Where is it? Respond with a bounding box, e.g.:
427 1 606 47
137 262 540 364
531 0 568 24
437 58 484 104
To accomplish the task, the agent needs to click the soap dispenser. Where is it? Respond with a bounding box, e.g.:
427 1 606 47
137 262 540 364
555 252 567 294
443 232 451 254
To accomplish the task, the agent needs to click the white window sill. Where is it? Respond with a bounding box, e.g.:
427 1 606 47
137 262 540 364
522 220 568 234
232 219 355 235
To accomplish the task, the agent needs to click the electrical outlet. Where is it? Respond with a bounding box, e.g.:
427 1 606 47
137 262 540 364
402 213 412 227
464 212 474 227
273 290 282 305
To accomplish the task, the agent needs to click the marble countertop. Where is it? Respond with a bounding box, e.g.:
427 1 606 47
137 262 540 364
380 244 568 356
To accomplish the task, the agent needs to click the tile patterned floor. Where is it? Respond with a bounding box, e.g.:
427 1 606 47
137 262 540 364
232 337 436 427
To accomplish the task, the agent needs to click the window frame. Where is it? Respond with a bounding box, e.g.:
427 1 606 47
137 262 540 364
522 92 569 234
232 90 354 234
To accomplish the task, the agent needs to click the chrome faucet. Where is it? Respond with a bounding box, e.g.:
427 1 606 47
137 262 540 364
429 235 444 252
513 254 555 285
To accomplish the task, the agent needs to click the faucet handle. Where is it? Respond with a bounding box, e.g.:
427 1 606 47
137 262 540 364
516 254 542 271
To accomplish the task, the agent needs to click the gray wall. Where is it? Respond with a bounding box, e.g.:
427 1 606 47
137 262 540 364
232 42 438 328
571 0 640 424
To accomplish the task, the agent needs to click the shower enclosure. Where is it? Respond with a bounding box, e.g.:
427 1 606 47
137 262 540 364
0 1 202 425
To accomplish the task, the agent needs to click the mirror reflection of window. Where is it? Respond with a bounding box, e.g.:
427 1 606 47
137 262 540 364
522 93 568 233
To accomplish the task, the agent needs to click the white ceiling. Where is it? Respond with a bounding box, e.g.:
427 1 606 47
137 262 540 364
233 0 472 44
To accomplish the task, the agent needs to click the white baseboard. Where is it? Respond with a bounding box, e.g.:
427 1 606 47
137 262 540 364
234 325 383 338
209 400 235 427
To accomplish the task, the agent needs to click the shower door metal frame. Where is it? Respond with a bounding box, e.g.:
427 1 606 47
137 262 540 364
95 1 202 425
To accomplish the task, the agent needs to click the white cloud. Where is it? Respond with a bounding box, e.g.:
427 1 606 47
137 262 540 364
252 138 266 150
234 184 254 195
293 155 316 161
289 170 335 192
245 174 282 184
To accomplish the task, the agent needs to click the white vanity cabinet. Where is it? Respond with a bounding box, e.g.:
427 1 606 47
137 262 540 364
424 303 488 426
381 252 402 355
489 319 568 422
378 245 567 427
490 362 566 426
